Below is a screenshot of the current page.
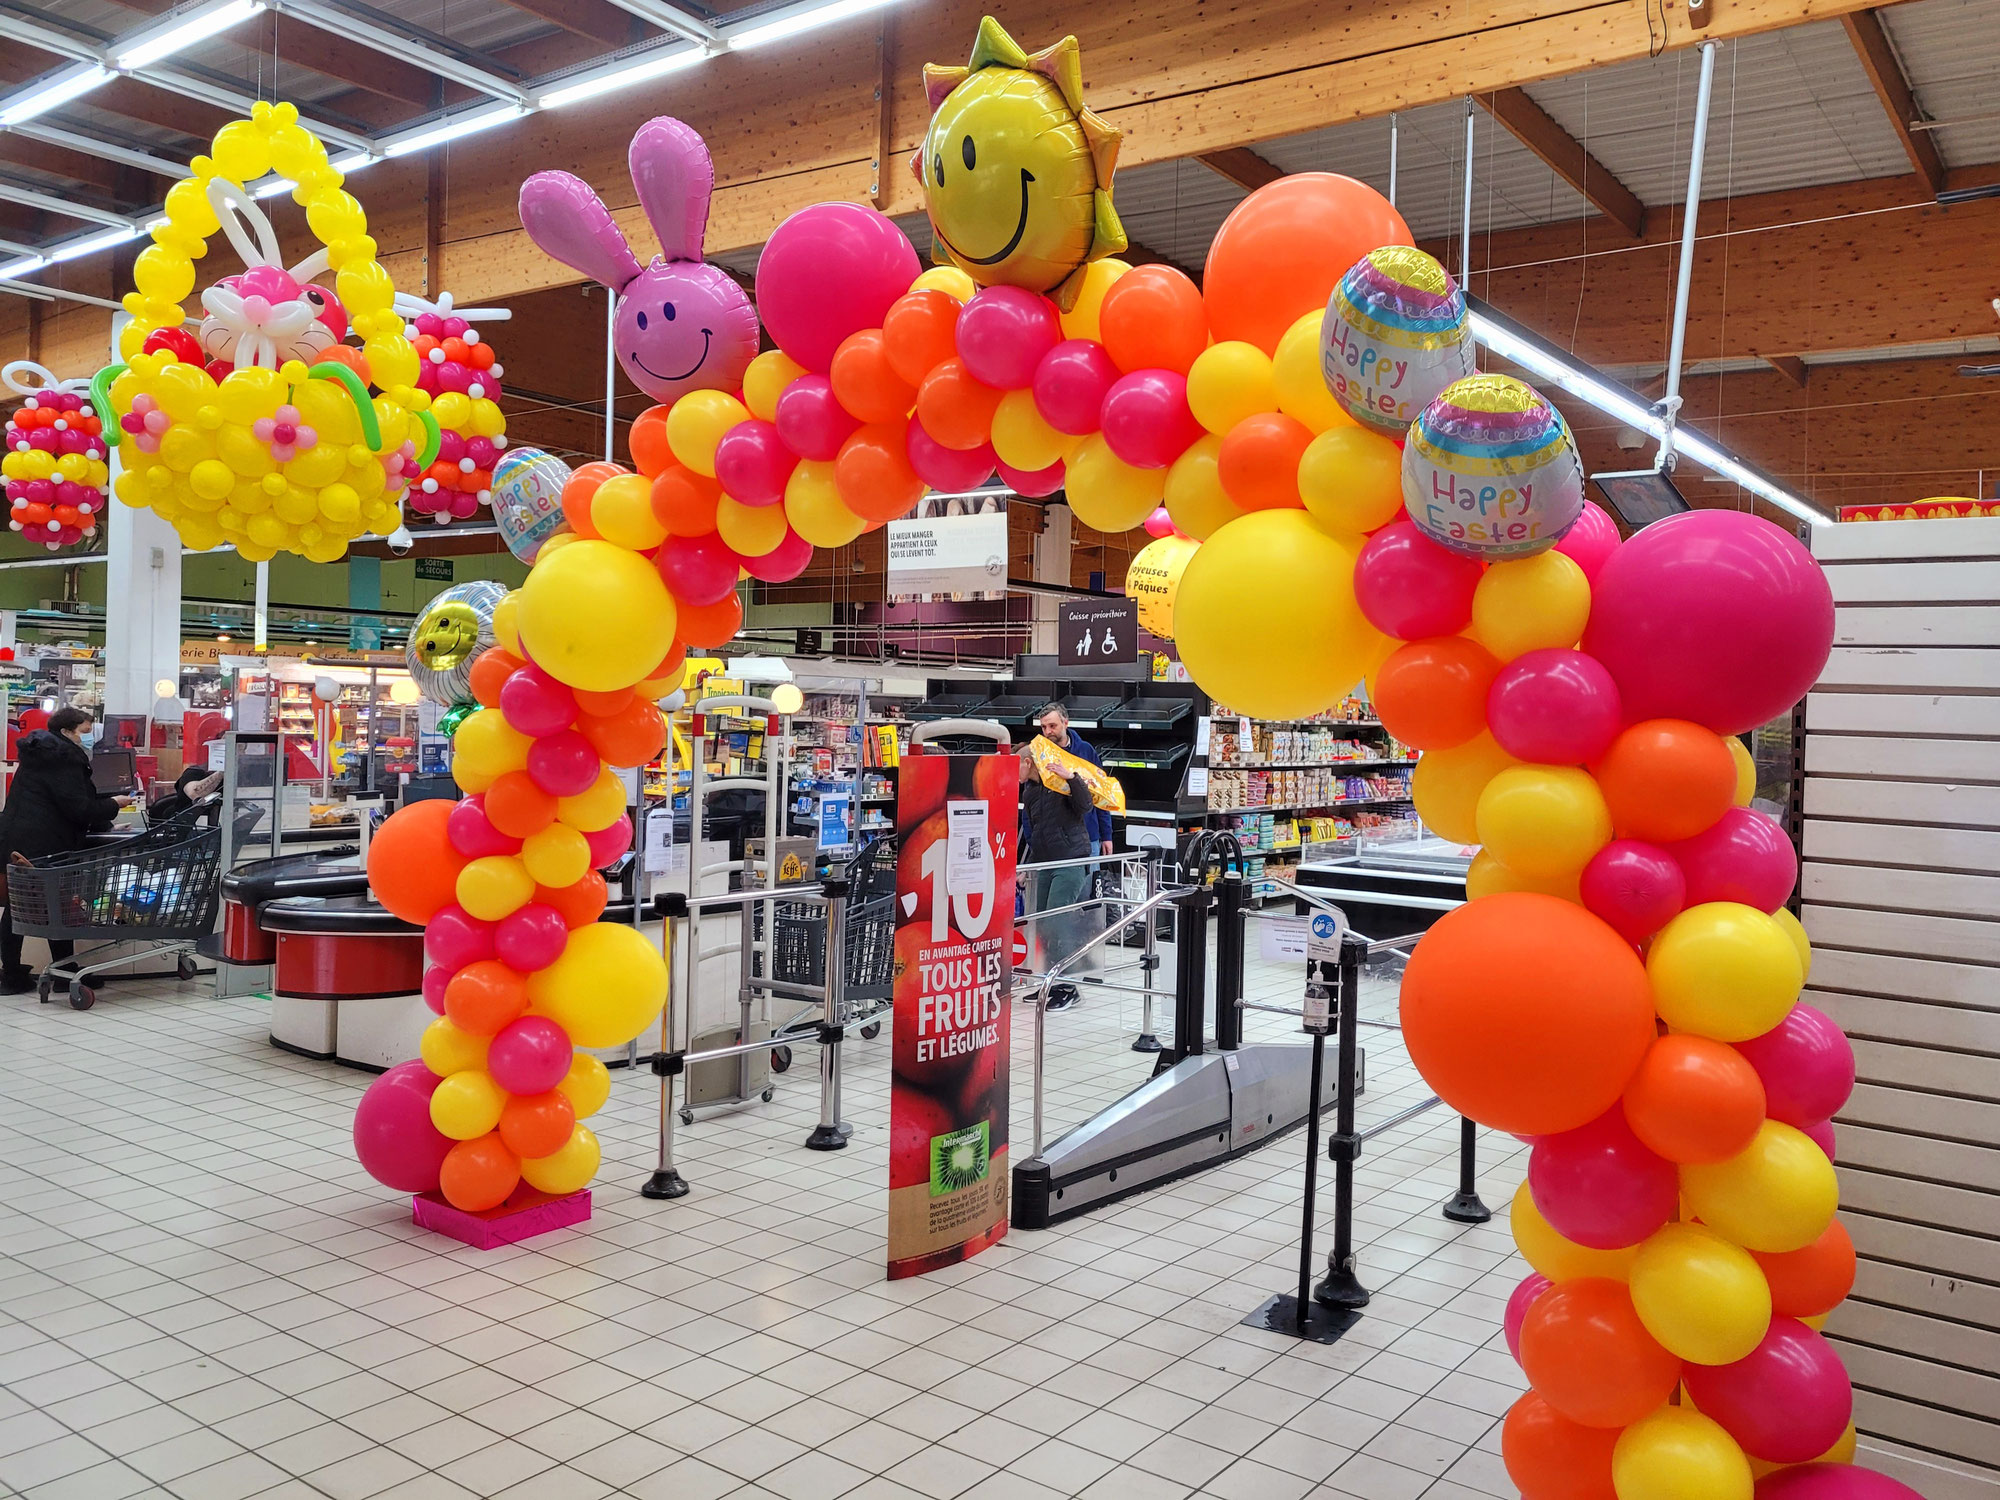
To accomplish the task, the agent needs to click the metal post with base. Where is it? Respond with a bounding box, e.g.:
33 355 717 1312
1442 1116 1491 1223
805 875 852 1151
1132 847 1163 1053
1315 930 1372 1315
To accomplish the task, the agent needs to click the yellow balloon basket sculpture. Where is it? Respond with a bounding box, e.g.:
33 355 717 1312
97 102 437 562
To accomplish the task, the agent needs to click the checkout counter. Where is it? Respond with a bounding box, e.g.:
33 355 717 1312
1295 834 1471 942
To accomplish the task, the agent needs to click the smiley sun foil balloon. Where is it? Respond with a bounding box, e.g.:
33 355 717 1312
916 15 1127 309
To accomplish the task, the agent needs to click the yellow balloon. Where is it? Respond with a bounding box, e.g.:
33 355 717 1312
715 494 788 558
1510 1182 1637 1282
1772 907 1812 982
1475 765 1612 878
1186 342 1278 435
1175 510 1378 720
455 855 535 922
453 710 531 779
1466 849 1580 903
1412 731 1519 845
1067 433 1166 533
518 539 678 692
785 460 866 547
591 472 667 551
491 591 522 656
1649 902 1803 1042
1681 1121 1839 1254
430 1069 506 1141
1298 426 1405 535
556 1052 612 1118
1273 312 1354 434
1629 1223 1772 1365
990 389 1077 473
1471 550 1591 661
742 350 807 423
557 768 628 834
419 1017 492 1079
1057 258 1128 342
1163 435 1246 541
521 823 591 888
665 389 748 477
527 923 667 1048
519 1124 601 1194
1611 1407 1753 1500
913 265 979 304
1728 736 1757 805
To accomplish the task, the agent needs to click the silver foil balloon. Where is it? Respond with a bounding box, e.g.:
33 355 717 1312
406 579 508 706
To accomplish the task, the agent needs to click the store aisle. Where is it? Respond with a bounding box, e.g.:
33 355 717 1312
0 939 1529 1500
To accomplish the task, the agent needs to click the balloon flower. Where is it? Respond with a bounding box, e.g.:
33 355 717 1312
398 292 510 524
3 362 108 551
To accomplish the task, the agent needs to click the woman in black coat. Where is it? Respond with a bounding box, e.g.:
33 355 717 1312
0 706 128 992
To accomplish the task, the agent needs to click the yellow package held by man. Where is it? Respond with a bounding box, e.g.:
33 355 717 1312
1027 736 1127 814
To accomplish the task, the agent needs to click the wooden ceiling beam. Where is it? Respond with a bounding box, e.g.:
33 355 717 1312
0 136 126 197
256 12 441 110
1480 87 1646 238
1763 353 1810 388
1195 147 1284 192
485 0 644 50
1840 9 1943 195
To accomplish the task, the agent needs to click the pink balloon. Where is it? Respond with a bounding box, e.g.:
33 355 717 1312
1033 339 1118 434
956 286 1060 391
486 1015 574 1096
1801 1118 1837 1160
1504 1272 1551 1364
1668 806 1798 912
1553 500 1621 581
495 902 569 973
527 729 600 797
1581 510 1835 735
586 814 633 869
425 904 495 970
906 419 996 491
1100 369 1201 470
744 529 813 583
352 1061 454 1193
1734 1002 1855 1127
1528 1106 1678 1249
1683 1318 1853 1464
1354 520 1483 640
421 963 450 1016
775 374 862 461
713 419 797 506
1486 649 1622 765
756 202 918 372
1579 840 1686 945
499 663 578 739
656 532 741 607
999 458 1064 497
446 795 520 859
1144 506 1175 539
1757 1468 1927 1500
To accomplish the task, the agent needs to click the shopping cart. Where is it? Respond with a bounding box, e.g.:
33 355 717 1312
6 800 225 1010
749 836 897 1076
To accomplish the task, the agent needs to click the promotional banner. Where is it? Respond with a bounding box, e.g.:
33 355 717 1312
889 749 1015 1278
886 496 1009 600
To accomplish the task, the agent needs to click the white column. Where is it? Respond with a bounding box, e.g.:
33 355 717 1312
1030 504 1072 657
102 495 183 717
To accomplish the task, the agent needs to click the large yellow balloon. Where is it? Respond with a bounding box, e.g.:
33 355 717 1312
556 1053 612 1118
1681 1121 1840 1254
453 709 531 780
558 768 630 834
785 460 867 547
1510 1182 1637 1282
420 1017 490 1079
1648 902 1803 1042
1298 426 1405 535
991 389 1078 473
1067 433 1167 532
1611 1407 1753 1500
1186 342 1277 435
1629 1223 1772 1365
913 265 979 303
430 1069 506 1141
591 472 668 551
1772 906 1812 982
743 350 807 422
1273 312 1353 434
1411 731 1518 845
1471 550 1591 661
527 923 668 1048
1174 511 1378 720
1466 849 1580 903
456 855 535 922
520 1124 601 1194
1475 765 1613 878
1163 435 1247 540
715 494 788 559
518 539 678 693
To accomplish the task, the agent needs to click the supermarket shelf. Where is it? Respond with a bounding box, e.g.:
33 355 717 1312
1207 797 1414 813
1207 758 1414 770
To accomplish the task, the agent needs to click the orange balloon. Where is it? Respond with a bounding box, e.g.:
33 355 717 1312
440 1132 519 1211
538 869 608 929
830 329 918 424
628 405 675 478
1217 412 1313 511
498 1090 577 1159
649 464 723 538
643 642 687 688
367 800 468 925
915 358 1005 450
1099 264 1208 374
1751 1219 1856 1318
1621 1034 1766 1164
1595 718 1738 842
1501 1392 1618 1500
574 686 634 716
676 590 743 648
1373 636 1499 749
1402 894 1655 1136
316 343 370 382
1519 1279 1681 1429
835 421 927 523
468 648 522 710
484 769 557 839
561 460 623 539
579 698 666 768
1204 174 1414 354
444 960 530 1037
882 290 963 388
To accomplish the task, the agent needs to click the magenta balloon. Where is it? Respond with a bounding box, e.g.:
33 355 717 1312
1353 520 1483 639
744 529 813 583
499 663 578 739
585 813 633 869
656 532 740 607
1668 806 1798 912
1527 1106 1678 1249
998 458 1064 497
352 1061 454 1193
1553 500 1621 582
1033 339 1119 434
1144 506 1174 539
906 418 997 491
1734 1002 1855 1127
1504 1272 1551 1364
426 904 495 970
1100 369 1201 470
713 419 797 506
495 902 569 972
486 1015 575 1096
1757 1467 1928 1500
446 795 520 859
526 728 600 798
774 373 862 461
1579 840 1686 945
955 286 1061 390
1581 510 1835 735
1801 1117 1836 1160
421 963 450 1016
1486 649 1622 765
755 202 918 372
1684 1318 1853 1464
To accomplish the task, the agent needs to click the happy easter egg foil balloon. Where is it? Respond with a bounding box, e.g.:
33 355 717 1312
1322 246 1477 438
1401 374 1584 560
490 447 571 563
406 579 506 706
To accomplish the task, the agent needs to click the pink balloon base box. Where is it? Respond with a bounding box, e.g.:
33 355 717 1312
412 1186 591 1249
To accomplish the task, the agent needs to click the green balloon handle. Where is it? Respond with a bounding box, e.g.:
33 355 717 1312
306 360 382 451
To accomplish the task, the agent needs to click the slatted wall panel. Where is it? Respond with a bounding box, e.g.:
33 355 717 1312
1807 518 2000 1499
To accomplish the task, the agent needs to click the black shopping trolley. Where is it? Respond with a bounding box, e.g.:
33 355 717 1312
6 800 224 1009
752 836 898 1075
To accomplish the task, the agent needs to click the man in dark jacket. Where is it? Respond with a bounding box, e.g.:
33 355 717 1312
1032 702 1112 854
0 707 127 992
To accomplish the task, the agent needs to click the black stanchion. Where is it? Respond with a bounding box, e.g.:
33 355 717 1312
1165 881 1211 1071
1442 1115 1491 1223
1213 869 1245 1053
1315 931 1371 1313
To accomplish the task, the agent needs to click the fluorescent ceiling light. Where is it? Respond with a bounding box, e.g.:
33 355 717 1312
114 0 266 70
0 65 110 127
0 256 47 281
48 225 139 264
729 0 899 52
329 151 375 174
539 46 705 110
382 104 525 158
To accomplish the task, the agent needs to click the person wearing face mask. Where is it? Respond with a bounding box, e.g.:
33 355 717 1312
0 706 131 993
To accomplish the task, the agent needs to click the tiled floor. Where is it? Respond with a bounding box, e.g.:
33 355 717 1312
0 925 1532 1500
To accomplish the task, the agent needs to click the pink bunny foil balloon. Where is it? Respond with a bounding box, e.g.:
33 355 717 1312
518 117 759 403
